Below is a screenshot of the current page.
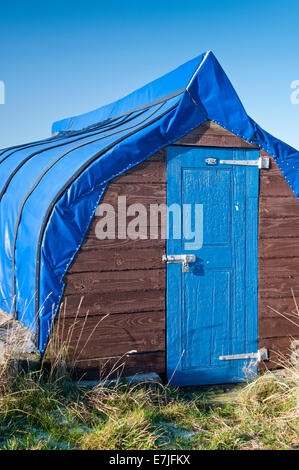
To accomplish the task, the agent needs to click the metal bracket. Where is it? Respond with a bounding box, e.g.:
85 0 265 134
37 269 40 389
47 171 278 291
219 348 269 362
219 157 270 169
162 254 196 272
205 157 217 165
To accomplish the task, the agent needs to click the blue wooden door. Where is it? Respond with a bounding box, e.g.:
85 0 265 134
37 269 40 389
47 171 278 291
166 146 259 386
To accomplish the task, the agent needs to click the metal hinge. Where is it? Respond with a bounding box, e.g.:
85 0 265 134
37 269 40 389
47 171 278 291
162 254 196 272
219 157 270 169
219 348 269 362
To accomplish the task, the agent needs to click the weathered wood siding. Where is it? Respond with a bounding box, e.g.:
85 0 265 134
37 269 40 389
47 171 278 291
58 121 299 378
258 151 299 368
60 150 167 379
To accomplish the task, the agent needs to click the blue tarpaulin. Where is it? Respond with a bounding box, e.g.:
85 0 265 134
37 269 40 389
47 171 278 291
0 51 298 353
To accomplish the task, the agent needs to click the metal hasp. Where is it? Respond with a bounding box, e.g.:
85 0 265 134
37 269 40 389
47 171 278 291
205 157 217 165
162 254 196 272
219 157 270 169
219 348 269 362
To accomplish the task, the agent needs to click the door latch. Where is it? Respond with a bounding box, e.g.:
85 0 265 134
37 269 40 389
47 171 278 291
219 348 269 362
219 157 270 169
162 254 196 272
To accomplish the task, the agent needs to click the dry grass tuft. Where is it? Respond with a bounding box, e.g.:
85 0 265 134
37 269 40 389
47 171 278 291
0 295 298 449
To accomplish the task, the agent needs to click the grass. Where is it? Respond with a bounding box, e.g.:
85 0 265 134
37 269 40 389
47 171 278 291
0 361 298 450
0 297 298 450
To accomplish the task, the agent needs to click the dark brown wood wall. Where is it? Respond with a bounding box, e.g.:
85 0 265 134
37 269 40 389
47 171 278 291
59 150 167 379
58 121 299 379
258 151 299 368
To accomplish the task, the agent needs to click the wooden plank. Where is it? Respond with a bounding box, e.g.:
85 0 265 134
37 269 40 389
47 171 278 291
261 166 283 178
61 289 165 317
259 316 299 339
70 351 166 380
113 160 166 184
65 269 166 295
145 149 165 162
84 225 166 250
259 277 299 298
88 219 166 245
184 121 231 136
102 182 166 207
174 134 257 148
259 257 299 278
69 247 163 272
174 121 259 148
259 238 299 259
259 197 299 218
259 297 298 319
59 311 165 360
259 217 299 238
259 172 294 197
176 121 226 137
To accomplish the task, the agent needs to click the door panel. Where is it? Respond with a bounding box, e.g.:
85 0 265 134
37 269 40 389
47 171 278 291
166 146 259 386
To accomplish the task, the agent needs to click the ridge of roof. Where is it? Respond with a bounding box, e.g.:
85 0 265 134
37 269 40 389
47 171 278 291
51 53 207 134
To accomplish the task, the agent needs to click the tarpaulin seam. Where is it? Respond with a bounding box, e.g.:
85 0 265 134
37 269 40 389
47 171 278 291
38 181 107 287
67 182 109 210
0 134 59 160
52 87 185 135
13 102 168 318
0 108 152 200
0 134 62 166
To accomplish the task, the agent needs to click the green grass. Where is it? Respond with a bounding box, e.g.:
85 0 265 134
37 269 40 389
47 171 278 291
0 363 298 450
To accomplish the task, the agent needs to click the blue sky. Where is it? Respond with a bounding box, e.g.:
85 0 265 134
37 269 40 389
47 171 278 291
0 0 298 149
